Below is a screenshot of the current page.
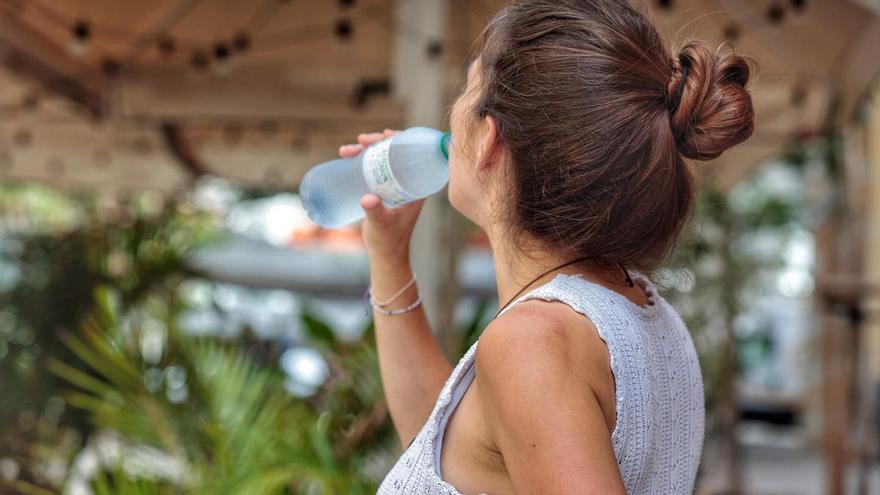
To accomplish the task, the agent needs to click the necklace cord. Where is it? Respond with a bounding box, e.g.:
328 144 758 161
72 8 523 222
493 257 632 320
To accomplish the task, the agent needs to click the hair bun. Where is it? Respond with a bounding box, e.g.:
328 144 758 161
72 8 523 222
667 40 755 161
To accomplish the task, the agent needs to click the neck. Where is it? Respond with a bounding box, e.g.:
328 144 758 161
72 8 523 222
486 227 626 313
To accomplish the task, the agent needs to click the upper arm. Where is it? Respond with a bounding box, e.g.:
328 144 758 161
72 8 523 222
474 301 625 494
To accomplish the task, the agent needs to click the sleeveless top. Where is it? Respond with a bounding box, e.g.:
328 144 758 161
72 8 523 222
377 271 705 494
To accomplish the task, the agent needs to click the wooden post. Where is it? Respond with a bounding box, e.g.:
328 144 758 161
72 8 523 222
391 0 463 358
818 117 872 495
856 85 880 495
718 200 743 495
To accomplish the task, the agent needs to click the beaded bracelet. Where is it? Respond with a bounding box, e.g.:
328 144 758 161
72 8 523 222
370 273 417 308
362 272 421 316
369 291 423 316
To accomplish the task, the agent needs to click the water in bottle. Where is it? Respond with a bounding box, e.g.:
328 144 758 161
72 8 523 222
299 126 451 228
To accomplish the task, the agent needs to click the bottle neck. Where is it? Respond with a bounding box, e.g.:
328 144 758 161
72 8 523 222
440 132 451 160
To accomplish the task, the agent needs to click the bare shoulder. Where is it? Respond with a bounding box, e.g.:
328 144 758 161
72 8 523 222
476 298 611 382
473 299 625 493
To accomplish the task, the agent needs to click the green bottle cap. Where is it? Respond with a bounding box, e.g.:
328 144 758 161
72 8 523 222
440 132 451 160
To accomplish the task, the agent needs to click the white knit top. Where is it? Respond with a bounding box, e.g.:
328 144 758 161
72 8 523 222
377 271 705 494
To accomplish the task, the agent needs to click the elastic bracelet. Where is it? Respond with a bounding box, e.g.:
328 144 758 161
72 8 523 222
362 272 417 315
370 273 417 308
369 292 423 316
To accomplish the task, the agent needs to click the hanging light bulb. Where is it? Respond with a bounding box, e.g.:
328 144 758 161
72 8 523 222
21 92 40 113
101 57 122 78
790 84 807 107
211 42 231 76
722 23 741 43
767 2 785 24
335 17 353 42
233 32 251 53
68 20 91 57
157 36 176 58
190 50 210 72
425 39 444 60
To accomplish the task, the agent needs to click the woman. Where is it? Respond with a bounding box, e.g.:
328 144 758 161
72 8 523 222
340 0 754 493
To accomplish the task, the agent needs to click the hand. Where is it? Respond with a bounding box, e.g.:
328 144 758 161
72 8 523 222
339 129 427 263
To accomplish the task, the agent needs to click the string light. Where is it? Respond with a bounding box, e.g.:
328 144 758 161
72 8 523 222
259 120 280 136
213 42 231 60
425 39 444 59
21 93 40 112
722 23 741 43
190 49 209 71
12 128 32 147
335 17 353 42
157 36 176 57
767 2 785 24
290 133 309 151
352 79 391 108
101 57 122 78
20 1 444 68
68 20 91 56
233 32 251 52
224 124 244 145
790 84 807 107
212 42 231 76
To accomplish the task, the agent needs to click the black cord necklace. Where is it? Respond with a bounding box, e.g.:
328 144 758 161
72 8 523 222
493 257 634 320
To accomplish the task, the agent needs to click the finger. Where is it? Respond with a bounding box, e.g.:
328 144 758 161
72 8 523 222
339 144 363 158
357 132 386 146
361 193 398 226
360 193 384 215
383 128 401 136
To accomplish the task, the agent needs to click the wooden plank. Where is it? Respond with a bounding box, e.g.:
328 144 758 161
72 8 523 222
0 12 106 116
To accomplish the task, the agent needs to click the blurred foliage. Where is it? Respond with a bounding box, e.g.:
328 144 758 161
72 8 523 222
41 288 390 494
661 130 836 456
0 182 461 494
0 127 835 494
0 183 217 493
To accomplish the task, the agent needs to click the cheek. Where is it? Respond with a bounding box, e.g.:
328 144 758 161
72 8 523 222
447 153 470 213
447 150 479 214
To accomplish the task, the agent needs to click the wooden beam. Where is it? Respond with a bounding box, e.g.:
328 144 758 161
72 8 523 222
0 12 106 117
160 121 211 180
113 66 405 122
838 17 880 122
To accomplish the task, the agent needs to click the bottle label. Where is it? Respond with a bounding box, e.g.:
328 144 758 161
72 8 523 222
362 137 415 206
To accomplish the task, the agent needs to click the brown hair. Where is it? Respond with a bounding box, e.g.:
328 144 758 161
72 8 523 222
463 0 754 273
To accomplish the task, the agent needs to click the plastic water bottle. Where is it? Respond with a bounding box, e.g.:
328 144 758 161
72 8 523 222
300 126 451 228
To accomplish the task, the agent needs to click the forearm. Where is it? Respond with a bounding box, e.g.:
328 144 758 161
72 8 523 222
370 257 453 449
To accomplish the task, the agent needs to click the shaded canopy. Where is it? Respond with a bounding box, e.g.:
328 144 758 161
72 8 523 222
0 0 877 194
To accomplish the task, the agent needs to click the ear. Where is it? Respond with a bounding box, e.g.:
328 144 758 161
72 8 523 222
475 114 502 173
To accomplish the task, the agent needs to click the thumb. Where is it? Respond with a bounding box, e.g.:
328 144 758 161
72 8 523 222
360 193 388 222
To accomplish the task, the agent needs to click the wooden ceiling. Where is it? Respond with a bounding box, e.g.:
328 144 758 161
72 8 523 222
0 0 878 195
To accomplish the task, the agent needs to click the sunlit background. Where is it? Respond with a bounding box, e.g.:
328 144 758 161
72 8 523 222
1 0 879 494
